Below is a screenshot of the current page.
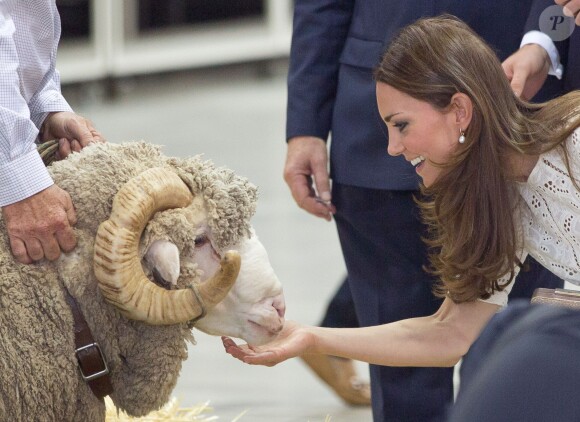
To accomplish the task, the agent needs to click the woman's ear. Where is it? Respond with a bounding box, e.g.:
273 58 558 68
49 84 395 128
450 92 473 129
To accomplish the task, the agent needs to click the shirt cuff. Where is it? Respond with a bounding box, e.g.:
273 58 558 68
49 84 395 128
29 90 73 130
521 31 564 79
0 149 53 207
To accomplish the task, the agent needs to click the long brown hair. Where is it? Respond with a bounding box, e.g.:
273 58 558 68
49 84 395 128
374 15 580 302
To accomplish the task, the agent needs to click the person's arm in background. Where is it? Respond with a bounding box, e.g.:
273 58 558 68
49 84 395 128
502 0 575 99
0 4 100 264
283 0 354 221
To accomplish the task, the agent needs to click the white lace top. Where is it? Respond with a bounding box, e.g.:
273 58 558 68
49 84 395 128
482 127 580 307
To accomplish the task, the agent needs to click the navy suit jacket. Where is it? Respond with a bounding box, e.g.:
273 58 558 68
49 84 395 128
564 30 580 92
286 1 563 190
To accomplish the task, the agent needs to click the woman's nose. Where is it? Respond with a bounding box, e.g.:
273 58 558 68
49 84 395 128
387 137 405 157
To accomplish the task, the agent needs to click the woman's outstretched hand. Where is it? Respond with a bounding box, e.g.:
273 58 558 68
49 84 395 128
222 321 314 366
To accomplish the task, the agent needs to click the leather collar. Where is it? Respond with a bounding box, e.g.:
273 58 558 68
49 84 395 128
64 289 113 399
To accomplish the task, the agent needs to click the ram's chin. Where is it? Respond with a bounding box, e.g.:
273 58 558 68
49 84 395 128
194 319 281 346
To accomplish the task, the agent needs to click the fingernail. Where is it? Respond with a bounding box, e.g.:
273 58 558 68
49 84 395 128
563 6 574 17
315 197 331 206
320 192 331 202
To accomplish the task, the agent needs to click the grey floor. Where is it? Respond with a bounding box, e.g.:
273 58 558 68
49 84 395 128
64 61 373 422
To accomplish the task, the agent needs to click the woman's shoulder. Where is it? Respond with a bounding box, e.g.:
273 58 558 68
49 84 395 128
526 127 579 187
563 125 580 154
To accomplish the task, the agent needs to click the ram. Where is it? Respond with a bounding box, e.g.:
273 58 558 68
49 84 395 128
0 142 285 421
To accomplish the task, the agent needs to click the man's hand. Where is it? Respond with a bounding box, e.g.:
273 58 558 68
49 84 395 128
2 185 77 264
502 44 551 100
556 0 580 25
283 136 336 221
40 111 105 160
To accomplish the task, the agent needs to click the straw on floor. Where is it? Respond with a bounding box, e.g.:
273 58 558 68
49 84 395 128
105 396 242 422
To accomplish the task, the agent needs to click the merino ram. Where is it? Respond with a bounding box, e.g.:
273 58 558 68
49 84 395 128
0 142 285 421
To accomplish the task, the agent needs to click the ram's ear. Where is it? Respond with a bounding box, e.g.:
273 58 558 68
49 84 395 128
144 240 180 286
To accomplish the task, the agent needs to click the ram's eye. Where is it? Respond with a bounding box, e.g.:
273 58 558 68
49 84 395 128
194 234 209 247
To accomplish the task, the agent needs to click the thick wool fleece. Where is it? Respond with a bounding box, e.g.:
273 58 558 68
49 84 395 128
0 142 258 421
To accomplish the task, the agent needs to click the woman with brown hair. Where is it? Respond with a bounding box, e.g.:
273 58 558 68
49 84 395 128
222 15 580 371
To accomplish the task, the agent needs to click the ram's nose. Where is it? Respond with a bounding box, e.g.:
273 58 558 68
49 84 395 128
272 292 286 319
249 293 286 334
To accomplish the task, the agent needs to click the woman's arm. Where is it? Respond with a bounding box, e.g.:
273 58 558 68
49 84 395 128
223 297 499 368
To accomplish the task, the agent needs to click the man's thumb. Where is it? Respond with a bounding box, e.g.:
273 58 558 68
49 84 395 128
510 70 528 99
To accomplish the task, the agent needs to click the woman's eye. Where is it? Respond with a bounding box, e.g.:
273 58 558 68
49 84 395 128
194 234 208 247
393 122 408 132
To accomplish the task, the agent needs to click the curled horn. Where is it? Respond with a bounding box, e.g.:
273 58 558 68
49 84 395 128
94 167 241 325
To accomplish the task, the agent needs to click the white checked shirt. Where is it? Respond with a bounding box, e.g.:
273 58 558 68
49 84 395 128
0 0 72 207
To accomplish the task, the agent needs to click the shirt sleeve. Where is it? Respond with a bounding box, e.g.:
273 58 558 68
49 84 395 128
28 69 72 132
0 2 75 207
521 30 564 79
0 7 53 207
27 1 72 129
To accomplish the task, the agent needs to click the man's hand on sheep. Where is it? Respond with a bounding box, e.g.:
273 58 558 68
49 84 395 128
284 136 337 221
40 111 105 160
222 321 312 366
1 185 77 264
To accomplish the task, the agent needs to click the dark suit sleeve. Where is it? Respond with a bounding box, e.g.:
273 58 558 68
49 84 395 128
285 0 355 141
525 0 554 30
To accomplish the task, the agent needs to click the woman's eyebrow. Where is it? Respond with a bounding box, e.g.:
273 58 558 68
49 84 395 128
384 112 402 122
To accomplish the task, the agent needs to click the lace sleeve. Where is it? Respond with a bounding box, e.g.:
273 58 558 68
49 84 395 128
477 249 528 308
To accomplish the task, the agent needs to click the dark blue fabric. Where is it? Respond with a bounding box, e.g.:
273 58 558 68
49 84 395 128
319 277 359 329
449 301 580 422
565 29 580 92
509 255 564 300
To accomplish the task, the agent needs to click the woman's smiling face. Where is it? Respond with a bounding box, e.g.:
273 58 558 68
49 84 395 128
376 82 466 187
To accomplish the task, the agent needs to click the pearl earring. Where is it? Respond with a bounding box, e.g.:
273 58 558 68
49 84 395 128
458 129 466 144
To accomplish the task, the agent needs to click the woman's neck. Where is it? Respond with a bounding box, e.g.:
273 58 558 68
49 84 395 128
509 152 539 183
